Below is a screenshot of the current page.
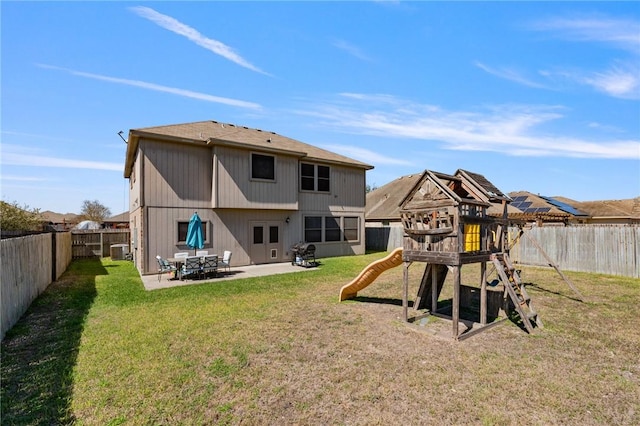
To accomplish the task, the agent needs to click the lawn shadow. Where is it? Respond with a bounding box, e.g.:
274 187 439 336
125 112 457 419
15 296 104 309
352 296 412 307
1 258 106 424
525 282 584 303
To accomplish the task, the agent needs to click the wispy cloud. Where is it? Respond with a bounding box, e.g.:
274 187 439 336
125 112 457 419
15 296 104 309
529 16 640 54
475 62 548 89
295 93 640 160
539 63 640 100
1 144 121 171
37 64 262 109
130 6 271 76
528 16 640 99
1 130 75 142
321 144 413 166
1 175 48 182
332 39 372 61
483 16 640 99
582 65 640 99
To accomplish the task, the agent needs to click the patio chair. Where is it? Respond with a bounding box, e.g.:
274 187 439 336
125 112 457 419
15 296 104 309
181 256 202 280
196 250 209 256
156 255 178 282
219 250 232 272
201 255 218 278
174 252 189 259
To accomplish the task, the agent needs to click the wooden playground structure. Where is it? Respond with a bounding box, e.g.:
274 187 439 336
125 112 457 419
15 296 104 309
341 168 583 341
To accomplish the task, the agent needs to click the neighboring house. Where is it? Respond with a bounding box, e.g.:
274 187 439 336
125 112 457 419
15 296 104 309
554 196 640 225
366 173 422 228
508 191 590 225
123 120 373 275
40 211 80 231
104 211 130 229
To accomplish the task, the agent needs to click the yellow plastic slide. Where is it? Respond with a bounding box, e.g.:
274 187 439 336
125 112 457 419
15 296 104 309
339 248 404 301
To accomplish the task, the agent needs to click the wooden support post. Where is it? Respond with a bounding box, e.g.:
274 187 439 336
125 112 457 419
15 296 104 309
431 264 438 314
480 262 487 326
452 266 460 340
403 261 409 322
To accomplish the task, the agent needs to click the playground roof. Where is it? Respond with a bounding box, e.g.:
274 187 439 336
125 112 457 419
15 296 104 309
366 169 517 221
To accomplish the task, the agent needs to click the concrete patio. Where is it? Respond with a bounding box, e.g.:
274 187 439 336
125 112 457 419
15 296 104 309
141 262 319 291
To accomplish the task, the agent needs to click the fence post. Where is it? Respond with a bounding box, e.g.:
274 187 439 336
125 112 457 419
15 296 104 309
51 232 57 282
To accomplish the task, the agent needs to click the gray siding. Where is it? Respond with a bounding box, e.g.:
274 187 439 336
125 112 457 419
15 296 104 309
143 139 212 208
133 139 369 274
146 207 295 271
129 148 142 211
298 164 366 211
214 145 298 210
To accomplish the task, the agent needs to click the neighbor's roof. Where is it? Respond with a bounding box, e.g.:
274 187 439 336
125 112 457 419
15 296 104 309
40 211 80 224
105 211 130 223
366 173 422 220
554 196 640 219
508 191 588 218
124 120 373 177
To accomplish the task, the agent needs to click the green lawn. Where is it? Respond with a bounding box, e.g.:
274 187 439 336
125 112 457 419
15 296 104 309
2 254 639 425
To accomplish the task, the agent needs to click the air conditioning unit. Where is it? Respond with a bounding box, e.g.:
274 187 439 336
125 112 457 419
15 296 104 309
110 243 130 260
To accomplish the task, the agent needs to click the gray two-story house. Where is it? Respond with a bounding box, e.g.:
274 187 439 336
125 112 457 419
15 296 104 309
123 120 373 275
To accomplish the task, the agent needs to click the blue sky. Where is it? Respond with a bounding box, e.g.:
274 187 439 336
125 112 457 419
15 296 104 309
2 1 639 215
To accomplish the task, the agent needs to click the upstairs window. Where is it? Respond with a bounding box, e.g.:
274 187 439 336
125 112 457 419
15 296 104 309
251 153 275 181
300 162 330 192
301 163 315 191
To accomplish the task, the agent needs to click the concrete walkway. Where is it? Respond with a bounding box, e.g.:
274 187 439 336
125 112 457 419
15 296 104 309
142 262 318 291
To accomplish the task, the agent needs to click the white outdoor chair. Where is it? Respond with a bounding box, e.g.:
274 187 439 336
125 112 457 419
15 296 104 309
201 255 218 278
219 250 232 272
181 256 202 280
156 255 177 282
174 252 189 259
196 250 209 256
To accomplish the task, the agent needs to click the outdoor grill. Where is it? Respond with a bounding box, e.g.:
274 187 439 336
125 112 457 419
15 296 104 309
290 242 317 268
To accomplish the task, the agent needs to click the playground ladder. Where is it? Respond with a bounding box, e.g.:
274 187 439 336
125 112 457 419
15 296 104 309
491 253 543 333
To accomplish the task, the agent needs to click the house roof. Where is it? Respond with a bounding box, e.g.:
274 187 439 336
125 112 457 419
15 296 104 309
507 191 588 221
553 196 640 219
366 173 422 220
124 120 374 177
105 211 130 223
40 211 80 224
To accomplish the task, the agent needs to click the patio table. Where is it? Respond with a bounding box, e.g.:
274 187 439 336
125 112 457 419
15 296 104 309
167 257 187 280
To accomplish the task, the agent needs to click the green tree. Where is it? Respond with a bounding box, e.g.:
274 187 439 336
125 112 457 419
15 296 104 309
80 200 111 222
0 201 42 231
366 183 378 193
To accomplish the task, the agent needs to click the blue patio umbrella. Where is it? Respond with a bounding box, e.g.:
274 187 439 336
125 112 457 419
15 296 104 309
186 212 205 255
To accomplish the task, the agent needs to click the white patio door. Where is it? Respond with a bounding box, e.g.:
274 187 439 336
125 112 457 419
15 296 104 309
249 221 282 264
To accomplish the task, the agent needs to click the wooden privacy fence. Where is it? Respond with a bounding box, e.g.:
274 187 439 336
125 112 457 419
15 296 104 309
509 225 639 279
72 229 130 259
366 224 639 278
365 226 404 253
1 232 72 340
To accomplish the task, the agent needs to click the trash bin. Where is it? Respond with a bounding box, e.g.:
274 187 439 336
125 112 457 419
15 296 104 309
110 243 129 260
